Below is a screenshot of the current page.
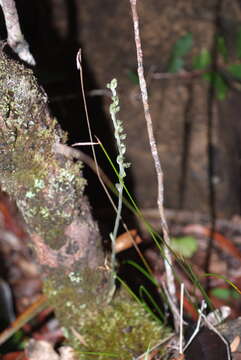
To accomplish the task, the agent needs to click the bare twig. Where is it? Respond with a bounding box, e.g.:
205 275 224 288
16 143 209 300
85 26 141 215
129 0 178 330
151 68 205 80
0 0 35 65
179 283 184 354
183 300 206 351
161 280 182 324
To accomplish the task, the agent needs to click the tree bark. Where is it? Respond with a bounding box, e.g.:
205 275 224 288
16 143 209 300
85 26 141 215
0 44 111 322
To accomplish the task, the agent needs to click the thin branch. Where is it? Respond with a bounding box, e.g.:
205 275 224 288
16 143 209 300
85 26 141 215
129 0 178 330
0 0 35 65
151 68 205 80
179 283 184 354
183 300 206 351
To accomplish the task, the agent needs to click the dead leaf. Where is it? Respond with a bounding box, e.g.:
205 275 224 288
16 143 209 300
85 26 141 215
115 229 142 253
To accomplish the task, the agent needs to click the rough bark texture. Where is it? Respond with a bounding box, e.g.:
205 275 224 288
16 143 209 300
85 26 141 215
0 49 170 359
0 47 108 285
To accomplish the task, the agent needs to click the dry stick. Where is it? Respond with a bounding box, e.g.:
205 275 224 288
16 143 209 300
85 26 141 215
179 283 184 354
54 143 113 190
129 0 178 330
0 0 35 65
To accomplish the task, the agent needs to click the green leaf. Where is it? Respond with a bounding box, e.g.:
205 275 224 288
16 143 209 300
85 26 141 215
193 49 211 70
125 260 158 286
172 33 193 58
203 72 229 100
215 74 229 100
167 33 193 73
228 64 241 79
217 36 228 62
236 27 241 58
170 236 198 258
139 285 165 322
211 287 239 300
167 57 184 73
211 288 231 300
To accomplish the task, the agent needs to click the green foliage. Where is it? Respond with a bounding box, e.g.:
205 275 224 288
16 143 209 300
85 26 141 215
195 38 229 100
193 49 211 70
125 260 158 286
168 33 193 73
203 71 229 100
211 287 240 300
228 64 241 79
139 285 165 322
168 57 185 73
217 36 228 61
170 236 198 258
203 273 241 299
165 31 241 100
171 33 193 58
118 271 165 323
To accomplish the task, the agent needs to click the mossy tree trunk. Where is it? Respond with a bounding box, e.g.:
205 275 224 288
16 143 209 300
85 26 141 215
0 48 169 359
0 44 112 311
